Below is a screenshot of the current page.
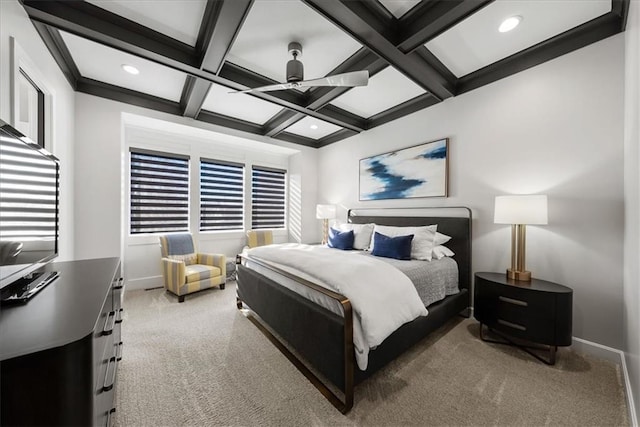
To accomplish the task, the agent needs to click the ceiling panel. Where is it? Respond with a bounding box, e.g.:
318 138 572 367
329 67 426 118
426 0 612 77
86 0 207 46
378 0 421 19
285 116 343 140
201 83 284 125
60 31 187 102
226 0 363 86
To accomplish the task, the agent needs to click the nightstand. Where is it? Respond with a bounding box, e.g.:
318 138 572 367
474 272 573 365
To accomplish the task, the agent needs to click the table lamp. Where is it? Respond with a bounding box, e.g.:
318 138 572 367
494 195 548 281
316 204 336 245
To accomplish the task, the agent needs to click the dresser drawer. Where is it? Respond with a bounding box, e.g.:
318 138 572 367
95 337 119 426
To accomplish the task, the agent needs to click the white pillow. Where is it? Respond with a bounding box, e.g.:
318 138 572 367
434 232 451 246
336 223 374 250
370 224 437 261
432 245 455 260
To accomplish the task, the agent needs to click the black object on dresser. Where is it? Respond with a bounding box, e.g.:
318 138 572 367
474 272 572 365
0 257 124 426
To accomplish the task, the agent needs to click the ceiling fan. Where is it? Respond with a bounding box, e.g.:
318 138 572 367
232 42 369 94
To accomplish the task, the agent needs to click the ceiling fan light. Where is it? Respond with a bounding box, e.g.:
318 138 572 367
499 16 522 33
121 64 140 75
286 58 304 82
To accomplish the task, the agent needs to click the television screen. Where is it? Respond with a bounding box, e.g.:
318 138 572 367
0 119 59 290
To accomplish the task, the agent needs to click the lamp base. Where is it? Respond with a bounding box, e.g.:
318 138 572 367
507 268 531 282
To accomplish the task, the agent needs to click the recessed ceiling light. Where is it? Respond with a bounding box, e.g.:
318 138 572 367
121 64 140 75
499 16 522 33
310 124 319 130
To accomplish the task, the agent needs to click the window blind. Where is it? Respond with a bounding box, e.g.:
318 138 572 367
251 166 286 229
130 150 189 234
200 159 244 231
0 138 58 240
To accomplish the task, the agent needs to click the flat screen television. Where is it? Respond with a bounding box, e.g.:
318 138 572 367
0 118 60 295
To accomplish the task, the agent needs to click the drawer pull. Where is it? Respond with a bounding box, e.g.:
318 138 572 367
103 352 118 392
115 308 124 324
498 319 527 331
114 277 124 290
102 311 116 336
499 296 528 307
116 341 123 361
106 408 115 427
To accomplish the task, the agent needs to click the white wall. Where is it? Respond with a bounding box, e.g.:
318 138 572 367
74 93 319 290
318 35 625 349
623 0 640 422
0 0 75 261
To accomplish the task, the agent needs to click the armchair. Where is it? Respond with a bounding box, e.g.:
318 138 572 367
159 233 226 303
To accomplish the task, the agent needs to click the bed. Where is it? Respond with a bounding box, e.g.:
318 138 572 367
235 207 472 413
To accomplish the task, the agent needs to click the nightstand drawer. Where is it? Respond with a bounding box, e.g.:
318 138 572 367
476 279 555 319
489 315 558 345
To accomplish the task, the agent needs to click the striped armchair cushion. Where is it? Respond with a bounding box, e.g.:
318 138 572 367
246 230 273 248
160 233 197 265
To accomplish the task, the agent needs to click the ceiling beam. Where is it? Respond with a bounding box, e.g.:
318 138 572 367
456 12 625 95
367 93 440 129
396 0 495 53
302 0 454 101
317 129 359 148
76 77 183 116
32 21 80 90
181 0 253 119
180 76 213 118
262 110 305 138
21 0 196 65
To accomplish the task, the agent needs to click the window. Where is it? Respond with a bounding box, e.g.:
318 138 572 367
199 159 244 231
251 166 286 229
130 149 189 234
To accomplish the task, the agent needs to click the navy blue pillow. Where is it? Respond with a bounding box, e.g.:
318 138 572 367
371 232 414 260
328 228 354 250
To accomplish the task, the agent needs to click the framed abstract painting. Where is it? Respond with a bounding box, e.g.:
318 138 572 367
359 138 449 201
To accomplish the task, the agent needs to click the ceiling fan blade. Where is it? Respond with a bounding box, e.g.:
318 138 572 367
230 70 369 94
232 82 300 94
297 70 369 88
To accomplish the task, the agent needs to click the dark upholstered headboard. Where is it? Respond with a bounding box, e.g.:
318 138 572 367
347 207 472 291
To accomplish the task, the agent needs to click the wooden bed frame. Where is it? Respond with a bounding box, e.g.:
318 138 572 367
235 207 472 413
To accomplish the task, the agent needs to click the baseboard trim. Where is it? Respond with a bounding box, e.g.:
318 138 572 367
126 275 162 291
572 337 638 426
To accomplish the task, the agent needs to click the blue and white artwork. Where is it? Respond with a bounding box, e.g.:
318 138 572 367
359 138 448 200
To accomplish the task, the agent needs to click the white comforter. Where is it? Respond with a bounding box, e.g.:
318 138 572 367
245 243 428 370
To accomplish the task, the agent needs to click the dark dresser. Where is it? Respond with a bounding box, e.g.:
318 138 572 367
1 257 124 426
474 272 572 365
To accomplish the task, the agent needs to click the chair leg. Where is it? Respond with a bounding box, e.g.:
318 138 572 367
220 282 226 290
178 295 185 303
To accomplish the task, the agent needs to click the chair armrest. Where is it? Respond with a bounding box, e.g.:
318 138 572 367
198 253 226 277
161 258 185 293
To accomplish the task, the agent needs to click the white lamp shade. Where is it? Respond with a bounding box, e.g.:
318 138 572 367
316 204 336 219
494 195 548 225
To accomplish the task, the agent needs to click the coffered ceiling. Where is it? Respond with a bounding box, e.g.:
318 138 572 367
22 0 629 148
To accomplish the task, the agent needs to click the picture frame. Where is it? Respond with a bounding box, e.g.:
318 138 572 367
359 138 449 201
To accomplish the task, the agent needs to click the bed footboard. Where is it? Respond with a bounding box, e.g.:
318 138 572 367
236 262 354 413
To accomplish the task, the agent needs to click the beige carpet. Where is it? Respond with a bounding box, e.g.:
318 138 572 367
115 282 628 426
